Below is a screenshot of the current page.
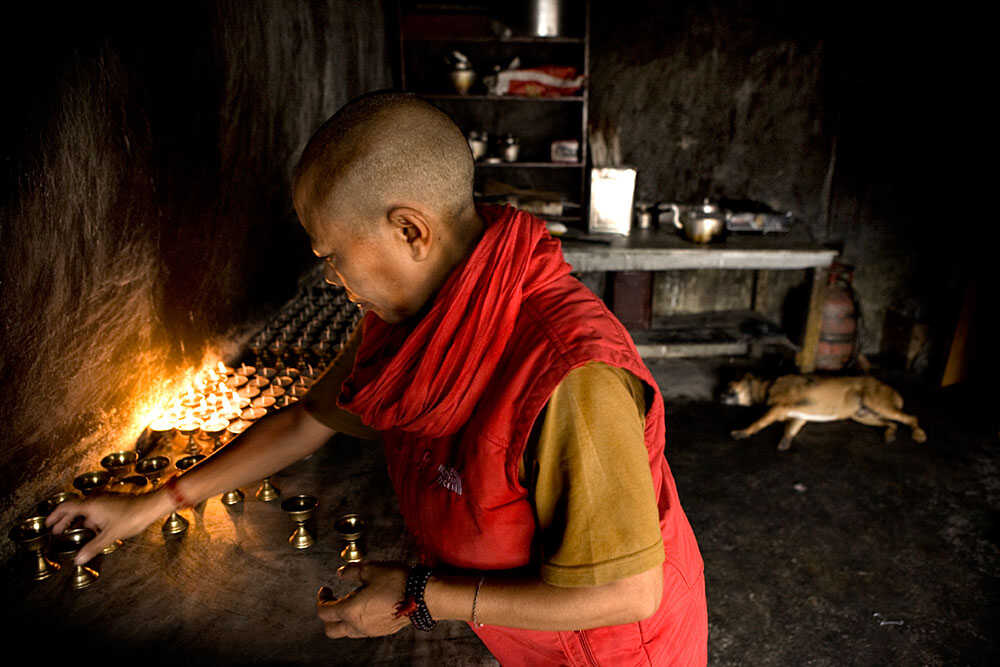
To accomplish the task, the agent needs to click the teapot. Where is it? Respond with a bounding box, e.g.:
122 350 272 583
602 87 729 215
667 199 726 243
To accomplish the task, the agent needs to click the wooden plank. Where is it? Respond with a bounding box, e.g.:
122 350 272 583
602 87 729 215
796 266 828 372
560 231 837 272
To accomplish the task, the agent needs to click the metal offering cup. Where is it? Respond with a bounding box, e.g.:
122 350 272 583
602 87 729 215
177 420 201 454
162 510 188 536
200 418 229 451
175 454 205 472
220 488 245 506
100 451 138 479
160 455 204 535
281 495 318 549
334 513 365 563
73 471 111 496
114 475 149 493
9 515 60 581
52 527 99 590
256 477 280 502
135 456 170 487
36 491 81 517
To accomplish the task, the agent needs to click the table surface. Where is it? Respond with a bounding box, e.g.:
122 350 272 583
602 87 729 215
558 228 837 272
1 434 497 666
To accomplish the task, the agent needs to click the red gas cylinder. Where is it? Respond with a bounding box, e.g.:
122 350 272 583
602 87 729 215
816 262 858 371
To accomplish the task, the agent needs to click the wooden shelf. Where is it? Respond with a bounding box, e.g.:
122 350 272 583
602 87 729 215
629 311 795 360
406 35 585 44
398 0 591 213
476 161 584 168
424 93 584 102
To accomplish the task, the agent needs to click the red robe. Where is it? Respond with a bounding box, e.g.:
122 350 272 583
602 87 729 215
341 205 707 665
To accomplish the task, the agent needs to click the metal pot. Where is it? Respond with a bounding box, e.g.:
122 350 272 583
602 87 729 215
668 199 726 243
449 62 476 95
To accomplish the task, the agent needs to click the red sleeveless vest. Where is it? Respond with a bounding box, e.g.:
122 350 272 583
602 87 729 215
344 207 706 665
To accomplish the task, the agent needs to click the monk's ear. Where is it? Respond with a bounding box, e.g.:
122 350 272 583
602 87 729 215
386 206 432 261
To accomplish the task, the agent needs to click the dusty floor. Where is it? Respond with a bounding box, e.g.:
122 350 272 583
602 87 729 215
2 357 997 665
652 357 1000 666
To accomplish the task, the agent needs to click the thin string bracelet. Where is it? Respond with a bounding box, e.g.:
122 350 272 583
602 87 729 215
163 474 192 510
472 575 486 627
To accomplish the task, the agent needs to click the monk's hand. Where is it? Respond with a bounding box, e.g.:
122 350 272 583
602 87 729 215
317 562 411 639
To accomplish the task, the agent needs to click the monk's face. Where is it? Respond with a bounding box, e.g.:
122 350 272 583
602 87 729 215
294 188 432 324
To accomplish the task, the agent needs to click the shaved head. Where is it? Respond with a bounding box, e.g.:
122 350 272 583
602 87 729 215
291 91 485 324
294 91 475 233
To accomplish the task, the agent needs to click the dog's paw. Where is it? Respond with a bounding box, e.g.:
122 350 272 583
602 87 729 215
912 428 927 443
731 429 749 440
884 427 897 443
777 439 792 451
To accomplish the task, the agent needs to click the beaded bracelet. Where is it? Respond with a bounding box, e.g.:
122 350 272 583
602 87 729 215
397 566 436 632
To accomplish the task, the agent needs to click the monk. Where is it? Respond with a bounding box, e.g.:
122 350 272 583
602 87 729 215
47 91 707 665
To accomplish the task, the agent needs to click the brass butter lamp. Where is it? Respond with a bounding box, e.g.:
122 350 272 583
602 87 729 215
36 491 80 517
52 527 100 590
9 515 60 581
100 451 138 480
73 470 111 496
334 513 365 563
281 495 318 549
256 477 280 502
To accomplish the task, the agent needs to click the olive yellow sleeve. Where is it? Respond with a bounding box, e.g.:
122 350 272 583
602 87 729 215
302 326 378 440
523 362 664 587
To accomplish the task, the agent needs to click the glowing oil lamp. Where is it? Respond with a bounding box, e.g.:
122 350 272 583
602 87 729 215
200 416 229 451
177 418 201 455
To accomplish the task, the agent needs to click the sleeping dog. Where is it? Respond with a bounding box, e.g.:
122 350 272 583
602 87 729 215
722 373 927 451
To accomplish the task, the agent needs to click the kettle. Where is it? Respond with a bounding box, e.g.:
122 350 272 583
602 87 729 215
667 199 726 243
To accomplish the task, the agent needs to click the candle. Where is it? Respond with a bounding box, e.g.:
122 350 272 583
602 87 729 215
181 387 201 408
227 420 253 435
240 407 268 421
238 385 261 399
237 363 256 377
251 395 275 411
262 384 285 399
248 375 270 388
200 417 229 434
177 418 200 434
149 415 176 433
226 374 249 389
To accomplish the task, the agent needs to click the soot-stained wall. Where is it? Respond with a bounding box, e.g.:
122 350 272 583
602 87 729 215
590 0 965 361
0 0 388 554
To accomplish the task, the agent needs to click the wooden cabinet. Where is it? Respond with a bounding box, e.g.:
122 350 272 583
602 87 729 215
395 1 590 225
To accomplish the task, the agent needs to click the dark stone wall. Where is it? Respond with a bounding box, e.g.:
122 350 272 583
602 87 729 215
0 0 388 552
590 0 966 361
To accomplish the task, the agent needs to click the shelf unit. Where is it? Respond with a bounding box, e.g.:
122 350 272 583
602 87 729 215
395 1 591 224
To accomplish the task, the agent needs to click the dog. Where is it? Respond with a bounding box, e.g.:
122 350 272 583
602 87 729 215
721 373 927 451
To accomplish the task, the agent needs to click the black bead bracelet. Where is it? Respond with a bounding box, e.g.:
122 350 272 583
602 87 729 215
403 565 437 632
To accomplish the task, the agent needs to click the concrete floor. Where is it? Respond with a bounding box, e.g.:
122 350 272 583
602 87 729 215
652 357 1000 666
3 358 997 665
